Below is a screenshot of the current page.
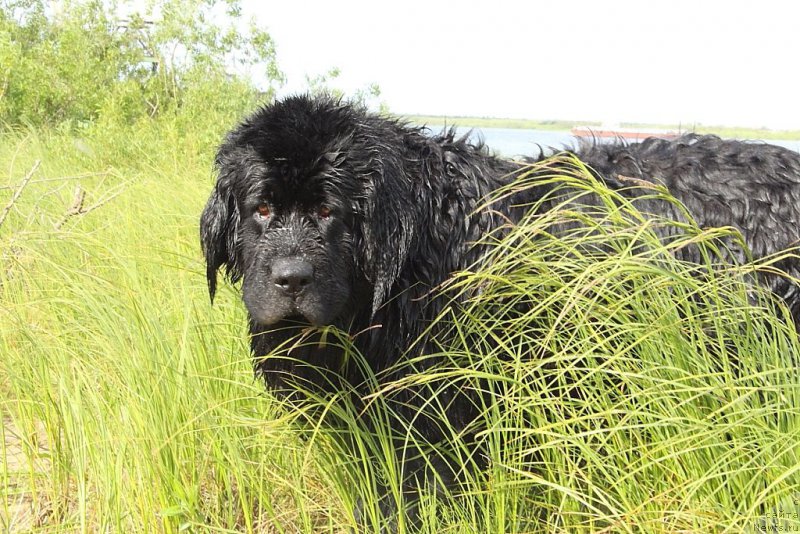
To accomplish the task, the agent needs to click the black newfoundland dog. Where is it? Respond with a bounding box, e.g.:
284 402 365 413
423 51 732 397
200 94 800 518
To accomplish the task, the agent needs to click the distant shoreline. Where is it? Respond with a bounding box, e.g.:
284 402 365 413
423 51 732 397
400 114 800 141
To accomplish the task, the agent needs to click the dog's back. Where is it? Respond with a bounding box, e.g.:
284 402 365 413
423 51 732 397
566 134 800 318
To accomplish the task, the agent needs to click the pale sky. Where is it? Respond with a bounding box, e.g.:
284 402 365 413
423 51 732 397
240 0 800 130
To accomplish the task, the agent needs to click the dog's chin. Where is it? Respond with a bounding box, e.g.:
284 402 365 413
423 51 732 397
250 308 338 329
246 293 350 329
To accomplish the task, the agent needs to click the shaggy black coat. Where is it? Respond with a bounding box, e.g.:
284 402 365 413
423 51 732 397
200 94 800 494
570 134 800 319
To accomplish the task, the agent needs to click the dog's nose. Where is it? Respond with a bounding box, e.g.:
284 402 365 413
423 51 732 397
271 257 314 296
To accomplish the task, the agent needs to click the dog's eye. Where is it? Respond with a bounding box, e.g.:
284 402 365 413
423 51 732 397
445 162 458 177
317 205 332 219
256 203 271 219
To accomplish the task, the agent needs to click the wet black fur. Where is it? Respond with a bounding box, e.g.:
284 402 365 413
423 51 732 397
200 94 800 503
571 134 800 319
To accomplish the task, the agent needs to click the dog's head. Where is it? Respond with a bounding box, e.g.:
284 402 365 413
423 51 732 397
200 94 476 328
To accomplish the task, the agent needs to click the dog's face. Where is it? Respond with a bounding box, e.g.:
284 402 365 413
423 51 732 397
200 95 453 328
234 150 357 327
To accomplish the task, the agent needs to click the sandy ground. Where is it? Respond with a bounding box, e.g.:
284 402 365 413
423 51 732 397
2 417 50 532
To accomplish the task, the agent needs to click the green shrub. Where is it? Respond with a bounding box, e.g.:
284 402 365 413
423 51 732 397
0 0 279 129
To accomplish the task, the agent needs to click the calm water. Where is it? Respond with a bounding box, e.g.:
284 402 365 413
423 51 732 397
421 124 800 157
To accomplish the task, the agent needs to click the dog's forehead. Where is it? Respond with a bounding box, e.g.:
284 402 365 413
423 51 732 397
254 152 355 208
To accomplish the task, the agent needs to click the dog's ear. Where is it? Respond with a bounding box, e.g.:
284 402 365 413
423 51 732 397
200 150 243 302
360 179 415 314
352 132 428 314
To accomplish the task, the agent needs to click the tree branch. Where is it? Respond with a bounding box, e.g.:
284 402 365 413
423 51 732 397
0 160 41 230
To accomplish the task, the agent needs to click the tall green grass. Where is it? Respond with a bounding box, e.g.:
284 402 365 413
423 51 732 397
0 124 347 532
1 125 799 533
427 162 800 531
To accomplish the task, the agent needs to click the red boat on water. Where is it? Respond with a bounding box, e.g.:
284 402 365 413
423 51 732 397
571 125 681 141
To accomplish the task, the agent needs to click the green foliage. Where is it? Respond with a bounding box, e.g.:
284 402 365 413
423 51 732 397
439 161 800 531
0 0 281 128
